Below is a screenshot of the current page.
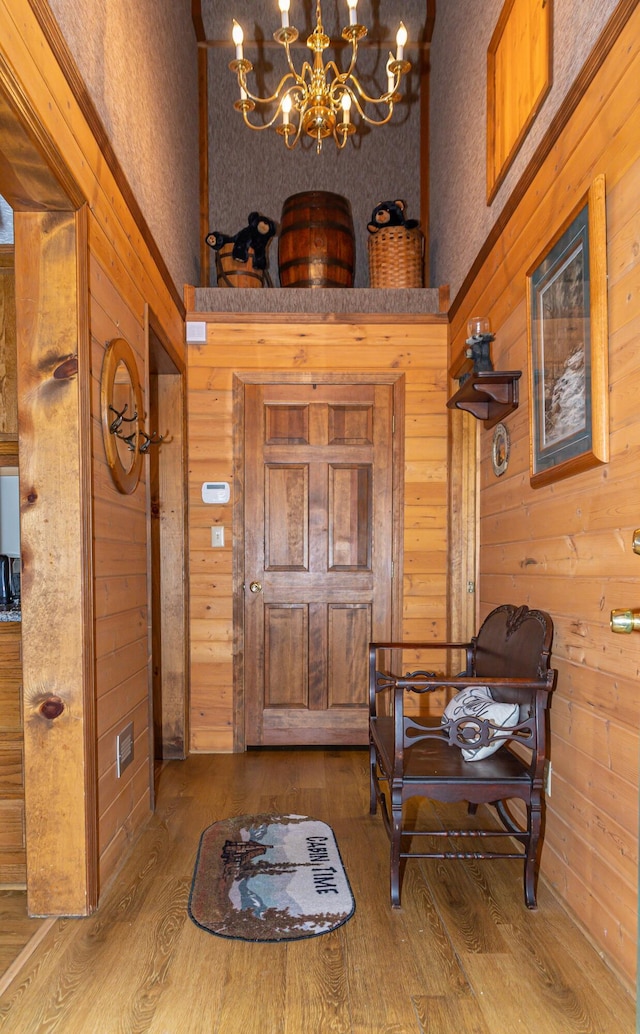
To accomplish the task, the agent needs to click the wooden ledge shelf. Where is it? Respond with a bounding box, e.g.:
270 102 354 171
447 370 521 428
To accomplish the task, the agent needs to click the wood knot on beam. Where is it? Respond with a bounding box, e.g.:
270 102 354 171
39 696 65 720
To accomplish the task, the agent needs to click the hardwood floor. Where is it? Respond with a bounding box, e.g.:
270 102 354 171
0 750 634 1033
0 892 49 983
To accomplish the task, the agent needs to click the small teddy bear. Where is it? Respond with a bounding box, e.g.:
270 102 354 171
206 211 276 270
367 199 419 234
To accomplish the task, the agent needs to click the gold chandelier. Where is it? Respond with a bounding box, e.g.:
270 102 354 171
229 0 410 154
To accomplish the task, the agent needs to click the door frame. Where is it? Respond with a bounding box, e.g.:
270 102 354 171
145 307 190 772
232 370 405 752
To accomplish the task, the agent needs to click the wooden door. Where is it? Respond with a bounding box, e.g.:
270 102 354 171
244 382 395 746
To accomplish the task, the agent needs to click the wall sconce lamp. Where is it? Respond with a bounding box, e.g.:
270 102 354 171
447 316 521 429
463 315 495 380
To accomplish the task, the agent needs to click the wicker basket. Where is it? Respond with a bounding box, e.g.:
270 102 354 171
215 244 272 288
368 226 424 288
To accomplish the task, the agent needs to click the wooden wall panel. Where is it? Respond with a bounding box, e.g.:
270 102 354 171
0 249 16 439
186 319 449 753
448 8 640 988
88 251 151 891
0 622 24 885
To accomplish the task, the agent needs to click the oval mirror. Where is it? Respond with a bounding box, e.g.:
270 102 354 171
101 338 144 494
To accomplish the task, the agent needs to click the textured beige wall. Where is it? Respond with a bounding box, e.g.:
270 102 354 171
429 0 620 300
205 0 426 288
47 0 200 293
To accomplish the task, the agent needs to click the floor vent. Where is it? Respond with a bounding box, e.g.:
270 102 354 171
116 722 134 778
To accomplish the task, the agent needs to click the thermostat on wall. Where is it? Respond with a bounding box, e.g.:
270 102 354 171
202 481 230 504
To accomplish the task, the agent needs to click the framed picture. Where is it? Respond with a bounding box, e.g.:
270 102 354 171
486 0 552 204
526 175 609 488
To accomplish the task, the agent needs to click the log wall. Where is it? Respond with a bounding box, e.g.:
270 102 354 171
448 6 640 989
186 318 449 752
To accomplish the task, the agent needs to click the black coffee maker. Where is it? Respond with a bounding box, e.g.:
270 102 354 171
0 555 12 605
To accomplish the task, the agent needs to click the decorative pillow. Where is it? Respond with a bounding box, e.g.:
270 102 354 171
441 685 519 762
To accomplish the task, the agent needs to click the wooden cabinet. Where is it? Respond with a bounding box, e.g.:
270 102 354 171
0 621 25 886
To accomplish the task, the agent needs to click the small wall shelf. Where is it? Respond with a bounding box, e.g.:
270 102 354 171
447 370 522 428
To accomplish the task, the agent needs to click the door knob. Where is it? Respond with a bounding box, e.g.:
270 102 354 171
249 581 263 593
633 529 640 555
610 608 640 634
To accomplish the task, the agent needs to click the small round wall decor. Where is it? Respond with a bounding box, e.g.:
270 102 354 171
492 422 510 477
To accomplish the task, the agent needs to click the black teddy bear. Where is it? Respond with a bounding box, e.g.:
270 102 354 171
367 199 418 234
206 211 276 270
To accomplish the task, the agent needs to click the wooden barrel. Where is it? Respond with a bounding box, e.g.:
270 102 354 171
215 245 268 288
278 191 355 288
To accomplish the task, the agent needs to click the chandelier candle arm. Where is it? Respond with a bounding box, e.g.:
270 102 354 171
231 62 301 110
229 0 411 152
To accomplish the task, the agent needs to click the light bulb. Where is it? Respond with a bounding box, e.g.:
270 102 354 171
347 0 358 26
282 94 292 124
396 22 407 61
232 20 244 60
341 93 351 123
467 316 492 338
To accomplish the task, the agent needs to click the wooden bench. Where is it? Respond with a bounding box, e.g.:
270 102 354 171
368 604 557 908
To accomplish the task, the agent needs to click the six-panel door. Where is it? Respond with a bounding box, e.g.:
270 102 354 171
244 382 395 745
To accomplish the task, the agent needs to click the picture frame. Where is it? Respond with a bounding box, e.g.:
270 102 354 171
486 0 552 204
526 175 609 488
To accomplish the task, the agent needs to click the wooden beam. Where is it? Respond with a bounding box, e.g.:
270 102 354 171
0 88 74 211
15 208 97 916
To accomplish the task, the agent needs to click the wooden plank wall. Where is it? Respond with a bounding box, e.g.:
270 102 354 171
449 7 640 988
186 319 449 752
0 249 17 440
0 0 186 902
89 237 153 889
0 622 24 885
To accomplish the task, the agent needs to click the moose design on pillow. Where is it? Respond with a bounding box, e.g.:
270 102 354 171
441 685 519 761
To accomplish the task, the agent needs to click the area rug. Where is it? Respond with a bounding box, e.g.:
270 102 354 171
188 813 355 941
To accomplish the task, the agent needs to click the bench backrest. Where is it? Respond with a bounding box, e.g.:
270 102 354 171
472 604 554 705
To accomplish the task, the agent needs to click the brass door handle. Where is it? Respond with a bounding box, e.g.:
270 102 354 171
610 608 640 634
249 581 263 594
